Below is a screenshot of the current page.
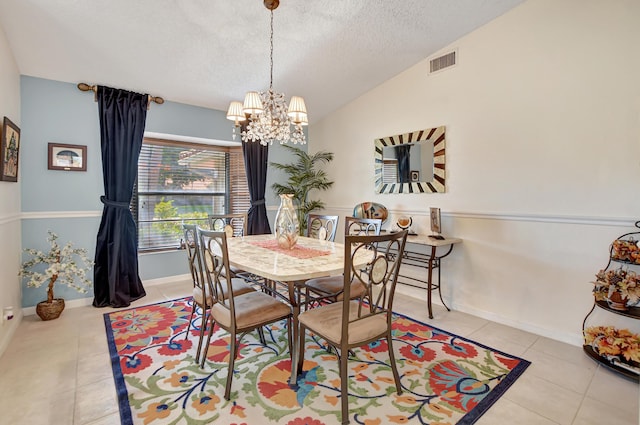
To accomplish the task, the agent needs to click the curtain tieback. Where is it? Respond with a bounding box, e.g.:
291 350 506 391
251 199 266 206
100 196 130 209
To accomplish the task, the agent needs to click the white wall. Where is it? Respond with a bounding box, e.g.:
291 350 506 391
310 0 640 346
0 22 22 355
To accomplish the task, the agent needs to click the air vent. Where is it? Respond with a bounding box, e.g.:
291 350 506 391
429 50 456 74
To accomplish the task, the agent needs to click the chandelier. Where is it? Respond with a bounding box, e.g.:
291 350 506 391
226 0 307 146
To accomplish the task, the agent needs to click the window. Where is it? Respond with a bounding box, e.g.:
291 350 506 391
382 159 398 184
132 138 250 251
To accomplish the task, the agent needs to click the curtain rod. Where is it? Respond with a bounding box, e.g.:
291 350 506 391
77 83 164 110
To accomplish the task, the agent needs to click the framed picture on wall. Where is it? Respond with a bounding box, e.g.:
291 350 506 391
0 117 20 182
48 143 87 171
410 170 420 182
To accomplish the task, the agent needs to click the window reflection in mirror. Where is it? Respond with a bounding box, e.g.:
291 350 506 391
382 141 434 184
374 126 445 194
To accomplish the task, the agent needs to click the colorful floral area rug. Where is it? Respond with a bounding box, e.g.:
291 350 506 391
104 298 530 425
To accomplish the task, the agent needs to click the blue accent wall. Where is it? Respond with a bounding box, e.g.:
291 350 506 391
20 77 103 212
21 217 100 307
19 76 303 307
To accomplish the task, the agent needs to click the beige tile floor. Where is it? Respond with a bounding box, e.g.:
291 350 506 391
0 279 638 425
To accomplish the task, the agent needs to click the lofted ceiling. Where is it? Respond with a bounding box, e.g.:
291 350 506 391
0 0 525 124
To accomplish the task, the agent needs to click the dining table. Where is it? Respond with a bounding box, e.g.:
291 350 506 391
225 234 371 385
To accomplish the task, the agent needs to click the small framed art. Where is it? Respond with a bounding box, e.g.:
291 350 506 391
48 143 87 171
0 117 20 182
410 170 420 182
430 207 441 234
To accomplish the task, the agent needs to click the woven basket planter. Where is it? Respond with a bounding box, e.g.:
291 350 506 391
36 298 65 321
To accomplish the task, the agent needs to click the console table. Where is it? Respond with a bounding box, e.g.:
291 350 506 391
391 235 462 319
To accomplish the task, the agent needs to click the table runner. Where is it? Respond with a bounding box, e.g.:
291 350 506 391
249 238 331 259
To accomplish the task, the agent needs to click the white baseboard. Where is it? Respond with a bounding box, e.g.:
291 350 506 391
22 297 93 317
143 274 191 287
21 274 192 316
0 311 23 358
451 301 583 347
396 283 583 347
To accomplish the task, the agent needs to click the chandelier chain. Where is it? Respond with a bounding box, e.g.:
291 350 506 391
269 10 274 90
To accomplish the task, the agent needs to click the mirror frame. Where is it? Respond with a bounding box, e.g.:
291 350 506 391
374 126 446 194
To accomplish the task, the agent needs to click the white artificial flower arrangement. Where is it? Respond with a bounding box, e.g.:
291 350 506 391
20 230 94 304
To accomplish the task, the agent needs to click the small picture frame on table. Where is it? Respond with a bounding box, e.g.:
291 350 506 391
430 207 441 234
0 117 20 182
48 143 87 171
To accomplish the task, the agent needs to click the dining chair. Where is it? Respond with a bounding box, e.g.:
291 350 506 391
182 224 254 364
198 229 293 400
344 216 382 236
296 230 408 424
304 217 382 303
208 213 247 237
307 214 339 242
208 213 248 277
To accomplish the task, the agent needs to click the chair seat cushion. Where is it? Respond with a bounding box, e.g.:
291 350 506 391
305 276 365 300
211 291 291 330
193 278 254 306
298 301 387 346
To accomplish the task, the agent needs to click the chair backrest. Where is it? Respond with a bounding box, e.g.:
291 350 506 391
198 229 236 319
341 230 408 337
208 213 247 238
345 216 382 236
307 214 339 242
182 224 206 292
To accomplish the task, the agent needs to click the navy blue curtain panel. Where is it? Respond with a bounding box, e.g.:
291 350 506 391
396 144 412 184
93 86 148 308
242 138 272 235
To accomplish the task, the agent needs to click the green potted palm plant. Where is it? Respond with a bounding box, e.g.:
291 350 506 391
20 230 93 320
270 145 334 236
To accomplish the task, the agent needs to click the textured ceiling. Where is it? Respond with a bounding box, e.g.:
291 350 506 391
0 0 525 123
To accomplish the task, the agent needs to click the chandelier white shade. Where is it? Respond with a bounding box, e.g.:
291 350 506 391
226 101 245 122
226 0 307 146
226 101 246 141
287 95 308 124
242 92 264 115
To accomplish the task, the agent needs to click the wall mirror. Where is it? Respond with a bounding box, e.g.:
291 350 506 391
374 126 445 194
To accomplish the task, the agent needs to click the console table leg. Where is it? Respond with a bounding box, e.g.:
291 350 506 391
427 246 436 319
437 262 451 311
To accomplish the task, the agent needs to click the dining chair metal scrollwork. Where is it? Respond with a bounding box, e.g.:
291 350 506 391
296 230 408 425
307 214 339 242
344 216 382 237
208 213 247 237
182 224 254 365
208 213 248 277
304 217 382 303
198 229 293 400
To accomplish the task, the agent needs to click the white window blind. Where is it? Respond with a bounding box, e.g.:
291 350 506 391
132 138 249 251
229 150 251 215
382 159 398 184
